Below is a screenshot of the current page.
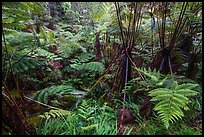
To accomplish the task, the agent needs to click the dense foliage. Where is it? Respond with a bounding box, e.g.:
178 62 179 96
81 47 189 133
2 2 202 135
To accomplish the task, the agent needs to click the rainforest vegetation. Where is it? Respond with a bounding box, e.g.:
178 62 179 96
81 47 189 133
2 2 202 135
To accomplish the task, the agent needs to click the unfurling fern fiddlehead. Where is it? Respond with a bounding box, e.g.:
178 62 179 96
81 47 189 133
148 81 199 129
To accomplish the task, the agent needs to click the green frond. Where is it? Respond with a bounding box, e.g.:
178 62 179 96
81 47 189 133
37 88 48 103
156 77 169 86
43 92 49 104
71 53 94 64
76 100 96 122
150 93 172 101
148 88 171 96
2 2 47 30
133 67 162 85
149 80 199 129
171 95 188 107
35 85 77 104
81 124 97 131
81 62 105 74
58 42 83 58
71 61 105 74
170 81 179 90
154 100 170 111
39 109 70 120
134 67 152 78
92 2 111 21
171 102 185 116
175 89 198 96
175 83 199 90
173 93 189 103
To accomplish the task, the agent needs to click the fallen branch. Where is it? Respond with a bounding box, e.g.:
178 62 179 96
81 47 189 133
24 96 61 110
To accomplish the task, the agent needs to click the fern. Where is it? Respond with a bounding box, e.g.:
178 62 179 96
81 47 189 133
34 85 86 110
3 49 43 75
123 67 167 94
35 85 76 104
11 56 44 74
91 2 111 21
76 99 117 133
58 42 83 58
81 62 105 74
39 27 56 44
148 81 199 129
126 67 199 129
2 2 47 31
31 47 62 61
71 61 105 74
122 77 140 93
39 109 70 120
77 100 95 121
133 67 163 84
81 124 98 131
70 53 94 64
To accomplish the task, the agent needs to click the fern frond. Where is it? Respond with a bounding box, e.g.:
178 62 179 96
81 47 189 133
35 85 76 104
175 89 198 96
133 67 163 85
175 83 199 90
58 42 83 58
92 2 110 20
148 88 171 96
72 53 94 63
149 81 199 129
39 109 70 120
81 62 105 74
150 93 173 101
71 61 105 74
81 124 97 131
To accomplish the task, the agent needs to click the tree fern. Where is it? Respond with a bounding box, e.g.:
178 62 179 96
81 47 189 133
148 81 199 129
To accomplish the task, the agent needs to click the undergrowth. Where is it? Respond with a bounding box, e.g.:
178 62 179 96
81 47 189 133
36 99 132 135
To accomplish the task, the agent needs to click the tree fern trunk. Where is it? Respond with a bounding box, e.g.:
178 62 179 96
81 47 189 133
95 32 101 79
187 54 196 80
